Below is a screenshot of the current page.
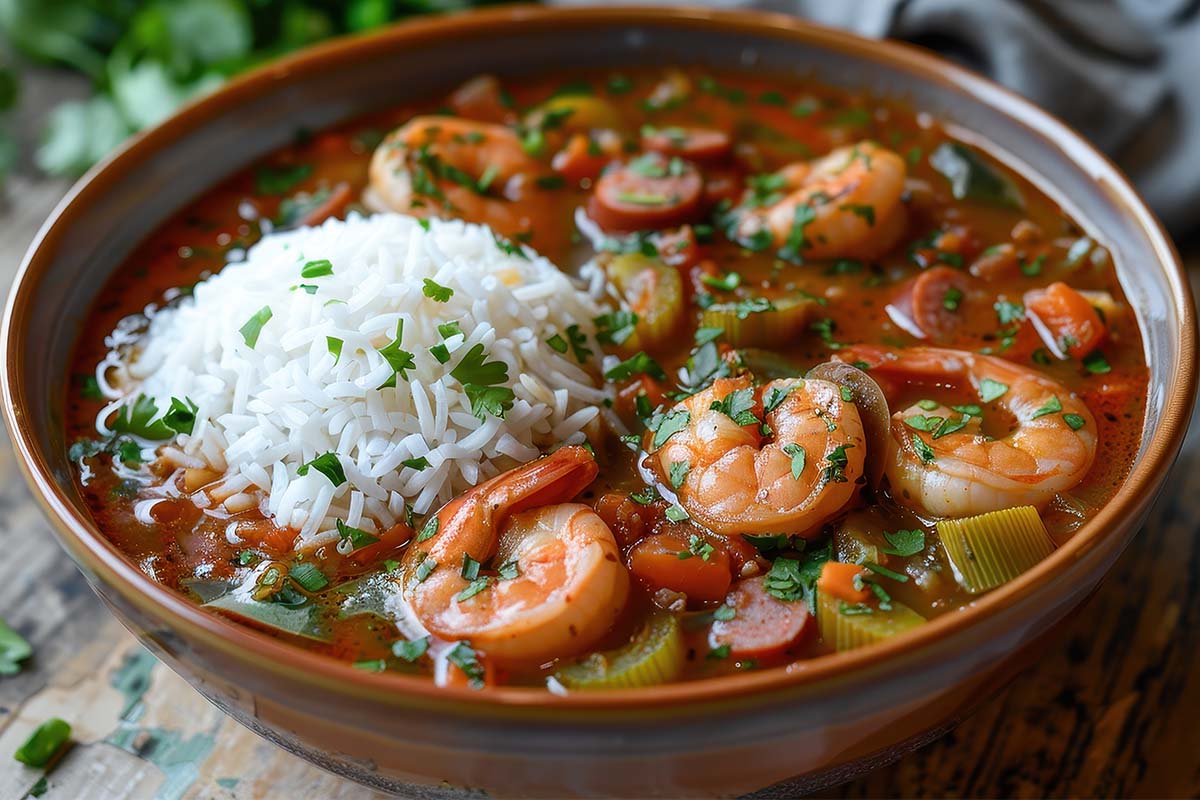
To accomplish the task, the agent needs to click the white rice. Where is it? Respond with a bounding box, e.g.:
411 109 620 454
98 213 610 550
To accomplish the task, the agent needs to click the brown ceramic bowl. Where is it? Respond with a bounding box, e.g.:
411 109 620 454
3 6 1195 797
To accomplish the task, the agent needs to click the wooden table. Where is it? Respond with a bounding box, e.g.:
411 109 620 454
1 70 1198 800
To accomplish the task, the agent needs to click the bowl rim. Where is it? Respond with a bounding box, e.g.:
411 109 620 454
2 3 1195 714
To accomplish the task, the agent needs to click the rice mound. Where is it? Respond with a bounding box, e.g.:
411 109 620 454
100 213 609 549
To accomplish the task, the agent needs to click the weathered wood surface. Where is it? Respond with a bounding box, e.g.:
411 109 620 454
1 70 1198 800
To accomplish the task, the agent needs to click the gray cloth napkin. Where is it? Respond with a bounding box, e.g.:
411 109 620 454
788 0 1199 238
560 0 1200 238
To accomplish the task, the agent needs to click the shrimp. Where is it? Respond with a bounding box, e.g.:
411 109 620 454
647 376 866 537
736 141 908 261
366 115 553 240
836 345 1098 517
401 446 629 664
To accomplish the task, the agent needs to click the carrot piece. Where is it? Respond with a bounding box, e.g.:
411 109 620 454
655 225 700 269
709 576 812 659
234 518 297 553
817 561 872 605
297 182 353 227
1023 281 1106 359
629 531 732 603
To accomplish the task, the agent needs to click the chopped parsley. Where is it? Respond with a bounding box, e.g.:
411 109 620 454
605 351 667 382
297 452 346 486
393 637 430 662
702 271 741 292
594 311 639 346
1063 413 1087 431
1031 396 1063 419
422 278 453 302
414 554 437 582
994 300 1024 325
821 444 854 483
377 320 416 388
446 641 486 688
162 396 199 436
864 561 909 582
301 259 333 278
942 286 964 311
1020 254 1046 276
979 378 1009 403
402 456 430 471
882 529 926 557
666 505 691 523
649 409 691 448
451 343 514 419
912 435 936 463
668 460 691 490
0 619 32 676
709 387 758 426
13 718 71 767
416 516 439 543
783 443 806 479
811 317 846 349
255 163 311 195
763 385 795 414
336 519 379 550
763 540 830 607
455 577 492 602
1083 350 1112 374
778 203 816 262
239 305 273 348
327 336 344 363
565 324 593 363
841 203 875 225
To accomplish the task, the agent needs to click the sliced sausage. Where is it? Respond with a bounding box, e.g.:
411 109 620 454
641 126 732 163
588 154 704 233
708 576 812 659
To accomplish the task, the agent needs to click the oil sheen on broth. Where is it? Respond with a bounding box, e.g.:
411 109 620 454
66 67 1148 689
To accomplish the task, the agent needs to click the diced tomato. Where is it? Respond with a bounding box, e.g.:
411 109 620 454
594 492 650 548
615 374 667 419
348 522 415 567
701 166 744 208
447 75 511 124
552 133 614 183
709 576 812 659
816 561 872 605
1023 281 1106 359
232 517 297 553
629 530 732 603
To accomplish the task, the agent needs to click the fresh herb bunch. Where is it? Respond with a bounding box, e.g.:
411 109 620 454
0 0 504 182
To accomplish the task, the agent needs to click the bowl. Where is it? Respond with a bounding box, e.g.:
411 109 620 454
3 6 1195 797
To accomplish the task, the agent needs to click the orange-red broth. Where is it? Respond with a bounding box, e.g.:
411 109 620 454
66 68 1147 686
